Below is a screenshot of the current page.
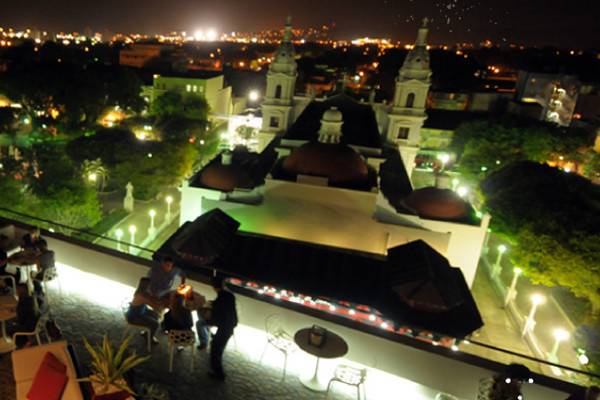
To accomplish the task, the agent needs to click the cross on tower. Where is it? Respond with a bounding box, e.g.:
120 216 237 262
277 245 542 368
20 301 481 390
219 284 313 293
422 17 429 28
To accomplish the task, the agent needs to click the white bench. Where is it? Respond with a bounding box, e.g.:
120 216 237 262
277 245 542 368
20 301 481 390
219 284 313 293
11 340 85 400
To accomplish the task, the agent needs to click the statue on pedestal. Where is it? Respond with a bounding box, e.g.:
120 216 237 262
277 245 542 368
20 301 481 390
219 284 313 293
124 182 134 212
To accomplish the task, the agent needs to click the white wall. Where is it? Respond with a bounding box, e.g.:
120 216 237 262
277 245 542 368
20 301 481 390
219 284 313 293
38 231 570 400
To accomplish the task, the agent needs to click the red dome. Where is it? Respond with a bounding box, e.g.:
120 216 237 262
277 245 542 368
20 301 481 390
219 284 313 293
402 187 470 220
282 142 369 185
199 164 254 192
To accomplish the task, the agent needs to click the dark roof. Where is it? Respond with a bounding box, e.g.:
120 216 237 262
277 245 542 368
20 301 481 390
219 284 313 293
159 212 483 338
285 93 382 148
378 145 413 210
424 109 490 131
190 147 276 191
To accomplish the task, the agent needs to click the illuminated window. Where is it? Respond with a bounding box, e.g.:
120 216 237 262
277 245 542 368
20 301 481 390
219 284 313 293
186 84 192 92
269 116 279 128
397 127 410 139
192 85 198 92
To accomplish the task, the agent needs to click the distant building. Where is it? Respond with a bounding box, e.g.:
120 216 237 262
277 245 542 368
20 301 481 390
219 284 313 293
119 44 172 68
146 73 233 116
513 71 580 126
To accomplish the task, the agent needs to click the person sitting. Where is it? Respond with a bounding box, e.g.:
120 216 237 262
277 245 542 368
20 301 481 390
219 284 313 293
126 278 160 344
22 228 43 251
147 256 185 299
477 363 531 400
8 284 40 348
32 239 55 295
162 292 193 333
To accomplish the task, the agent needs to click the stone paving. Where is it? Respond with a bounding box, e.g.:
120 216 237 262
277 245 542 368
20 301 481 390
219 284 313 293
0 288 363 400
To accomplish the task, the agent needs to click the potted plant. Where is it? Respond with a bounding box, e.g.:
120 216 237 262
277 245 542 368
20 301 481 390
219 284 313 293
83 334 150 400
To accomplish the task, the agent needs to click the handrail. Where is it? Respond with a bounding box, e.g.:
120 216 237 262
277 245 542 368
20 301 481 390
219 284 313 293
0 206 155 254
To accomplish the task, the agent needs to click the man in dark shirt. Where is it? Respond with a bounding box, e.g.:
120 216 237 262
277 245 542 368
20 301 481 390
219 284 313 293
205 275 238 381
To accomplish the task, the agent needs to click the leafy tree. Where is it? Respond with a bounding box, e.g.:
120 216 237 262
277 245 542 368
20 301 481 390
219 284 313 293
150 91 209 121
451 117 590 184
481 161 600 313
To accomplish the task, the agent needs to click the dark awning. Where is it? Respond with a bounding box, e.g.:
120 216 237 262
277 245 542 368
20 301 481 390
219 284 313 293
160 210 483 338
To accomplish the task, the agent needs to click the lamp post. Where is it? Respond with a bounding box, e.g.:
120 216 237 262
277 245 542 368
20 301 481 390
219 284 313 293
504 267 522 307
165 195 173 222
148 209 156 237
115 228 123 252
522 294 545 337
491 244 507 278
548 328 570 361
483 228 492 255
128 225 137 254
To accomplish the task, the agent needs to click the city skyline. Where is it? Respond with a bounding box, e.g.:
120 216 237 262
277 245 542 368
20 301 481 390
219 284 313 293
0 0 598 48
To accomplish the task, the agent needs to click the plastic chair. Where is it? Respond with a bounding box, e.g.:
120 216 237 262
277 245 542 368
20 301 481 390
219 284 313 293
12 312 51 346
40 267 63 300
326 365 367 400
260 314 296 381
167 330 195 373
121 299 153 353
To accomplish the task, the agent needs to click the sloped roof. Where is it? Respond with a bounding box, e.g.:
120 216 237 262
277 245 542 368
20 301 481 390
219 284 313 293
285 93 382 148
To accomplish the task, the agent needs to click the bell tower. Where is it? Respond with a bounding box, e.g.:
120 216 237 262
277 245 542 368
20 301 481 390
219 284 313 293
257 16 297 152
386 18 432 179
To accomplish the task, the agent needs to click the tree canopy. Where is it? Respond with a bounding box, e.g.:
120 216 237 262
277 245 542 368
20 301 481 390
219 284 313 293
150 91 209 121
451 117 592 184
481 161 600 313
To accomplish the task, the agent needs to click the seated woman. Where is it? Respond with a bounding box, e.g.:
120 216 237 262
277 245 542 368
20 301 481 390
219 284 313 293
162 292 193 333
126 278 160 344
8 284 40 348
32 239 55 295
22 228 43 251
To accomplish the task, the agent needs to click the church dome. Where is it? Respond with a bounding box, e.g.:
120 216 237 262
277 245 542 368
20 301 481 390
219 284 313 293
198 164 254 192
282 142 369 185
402 187 470 220
322 106 343 123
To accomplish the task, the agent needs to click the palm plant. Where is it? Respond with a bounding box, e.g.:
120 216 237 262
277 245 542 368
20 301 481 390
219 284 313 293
83 334 150 396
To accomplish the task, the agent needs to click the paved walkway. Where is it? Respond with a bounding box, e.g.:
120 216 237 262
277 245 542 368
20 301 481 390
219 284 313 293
0 286 441 400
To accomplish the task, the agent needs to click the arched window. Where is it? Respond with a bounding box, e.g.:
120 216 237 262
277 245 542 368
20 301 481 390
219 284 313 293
275 85 282 99
406 93 415 108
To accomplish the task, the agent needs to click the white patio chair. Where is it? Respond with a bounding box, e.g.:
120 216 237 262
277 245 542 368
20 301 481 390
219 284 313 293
168 330 195 373
12 312 51 346
326 364 367 400
260 314 296 381
39 267 63 300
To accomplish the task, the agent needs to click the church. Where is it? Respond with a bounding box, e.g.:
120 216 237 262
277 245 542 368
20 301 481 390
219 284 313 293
179 18 490 288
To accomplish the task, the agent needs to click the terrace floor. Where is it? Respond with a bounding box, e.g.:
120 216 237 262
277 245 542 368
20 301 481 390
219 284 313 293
0 264 448 400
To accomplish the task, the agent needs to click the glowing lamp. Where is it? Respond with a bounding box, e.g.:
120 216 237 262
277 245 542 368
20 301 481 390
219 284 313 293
553 328 569 342
128 225 137 234
166 196 173 205
497 244 507 254
115 229 123 239
531 293 545 305
149 209 156 218
176 283 192 298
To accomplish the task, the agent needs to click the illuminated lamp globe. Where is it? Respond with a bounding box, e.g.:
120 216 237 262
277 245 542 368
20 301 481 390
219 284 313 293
530 293 546 305
553 328 570 342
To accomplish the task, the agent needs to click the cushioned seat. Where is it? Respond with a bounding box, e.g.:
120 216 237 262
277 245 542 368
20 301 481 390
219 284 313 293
11 341 84 400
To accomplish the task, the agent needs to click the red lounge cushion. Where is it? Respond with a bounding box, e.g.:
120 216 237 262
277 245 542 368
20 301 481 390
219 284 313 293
42 351 67 374
27 354 68 400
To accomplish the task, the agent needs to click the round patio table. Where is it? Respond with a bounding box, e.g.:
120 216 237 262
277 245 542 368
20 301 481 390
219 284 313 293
8 250 40 293
0 295 17 353
294 327 348 392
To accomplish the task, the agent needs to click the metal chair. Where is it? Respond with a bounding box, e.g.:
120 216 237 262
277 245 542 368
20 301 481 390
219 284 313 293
326 365 367 400
40 267 62 300
260 314 296 381
167 330 195 373
121 299 152 353
12 312 51 346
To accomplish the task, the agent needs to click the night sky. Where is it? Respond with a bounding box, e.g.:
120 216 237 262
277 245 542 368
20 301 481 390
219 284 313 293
1 0 598 48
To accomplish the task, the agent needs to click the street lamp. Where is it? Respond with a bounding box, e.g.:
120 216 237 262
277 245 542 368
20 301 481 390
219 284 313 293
522 293 546 337
548 328 570 361
148 209 156 237
165 195 173 221
128 225 137 254
457 186 468 198
504 267 522 307
483 228 492 255
437 153 450 171
492 244 507 278
115 228 123 252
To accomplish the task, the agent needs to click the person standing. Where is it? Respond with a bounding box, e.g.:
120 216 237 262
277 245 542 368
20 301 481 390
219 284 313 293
205 275 238 381
147 256 185 299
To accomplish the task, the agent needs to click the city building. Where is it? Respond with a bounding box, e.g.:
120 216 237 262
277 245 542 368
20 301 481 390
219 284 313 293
145 73 233 116
119 43 173 68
